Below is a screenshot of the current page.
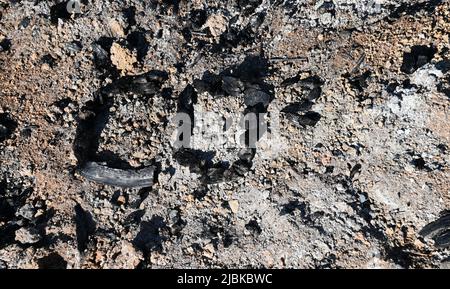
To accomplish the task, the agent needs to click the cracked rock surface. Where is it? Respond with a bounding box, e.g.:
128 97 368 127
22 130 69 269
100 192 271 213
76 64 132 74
0 0 449 268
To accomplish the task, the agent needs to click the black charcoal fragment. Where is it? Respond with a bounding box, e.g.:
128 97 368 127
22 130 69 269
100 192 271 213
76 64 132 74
0 38 11 52
127 30 149 61
190 9 207 30
318 1 336 16
222 76 244 96
281 75 324 100
401 45 437 74
103 70 168 96
92 43 110 70
299 75 324 90
124 210 145 227
50 2 71 24
245 219 262 235
433 231 450 248
193 187 208 200
281 75 301 87
0 113 17 142
178 84 197 112
193 72 224 96
132 215 168 252
388 0 443 21
412 157 427 170
281 100 314 113
202 164 231 184
244 88 271 107
174 148 254 185
178 85 197 135
41 54 57 68
20 17 31 28
306 87 322 101
349 71 372 92
74 203 96 252
230 159 252 177
350 163 362 179
284 111 322 127
173 148 214 174
37 253 67 269
122 6 137 31
218 27 252 49
233 55 269 83
79 162 155 188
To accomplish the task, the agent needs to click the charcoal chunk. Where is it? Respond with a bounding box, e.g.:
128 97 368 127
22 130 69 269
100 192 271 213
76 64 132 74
318 1 336 15
127 30 149 61
281 75 301 87
193 72 224 96
122 6 137 30
284 111 322 127
133 216 168 253
218 27 252 49
173 148 214 174
41 54 57 68
50 2 70 24
233 55 269 83
201 164 231 184
79 162 155 188
245 219 262 235
306 87 322 101
190 9 207 30
349 71 372 92
281 75 324 100
222 76 244 96
281 100 314 113
178 84 197 112
434 231 450 248
299 75 324 90
37 253 67 269
350 163 362 179
0 38 11 52
0 113 17 142
401 45 437 74
230 159 252 176
244 88 271 107
92 43 110 70
74 204 96 252
103 70 168 96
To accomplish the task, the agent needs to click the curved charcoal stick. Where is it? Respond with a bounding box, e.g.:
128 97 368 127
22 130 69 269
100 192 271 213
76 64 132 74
79 162 155 188
419 213 450 239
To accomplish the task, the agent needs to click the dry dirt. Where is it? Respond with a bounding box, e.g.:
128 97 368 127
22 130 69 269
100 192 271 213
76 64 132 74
0 0 449 268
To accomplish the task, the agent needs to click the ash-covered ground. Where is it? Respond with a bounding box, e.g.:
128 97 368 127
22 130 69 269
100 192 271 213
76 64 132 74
0 0 449 269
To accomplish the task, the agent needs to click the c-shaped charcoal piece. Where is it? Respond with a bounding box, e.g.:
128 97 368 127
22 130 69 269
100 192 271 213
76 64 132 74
79 162 155 188
73 70 168 188
419 213 450 248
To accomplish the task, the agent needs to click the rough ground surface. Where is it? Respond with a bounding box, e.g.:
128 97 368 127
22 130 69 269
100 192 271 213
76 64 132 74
0 0 449 269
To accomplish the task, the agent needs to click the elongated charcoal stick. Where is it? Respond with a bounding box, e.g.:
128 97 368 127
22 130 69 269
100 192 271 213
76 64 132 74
79 162 155 188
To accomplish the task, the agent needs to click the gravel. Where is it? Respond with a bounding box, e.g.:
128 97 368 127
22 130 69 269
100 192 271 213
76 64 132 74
0 0 449 269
